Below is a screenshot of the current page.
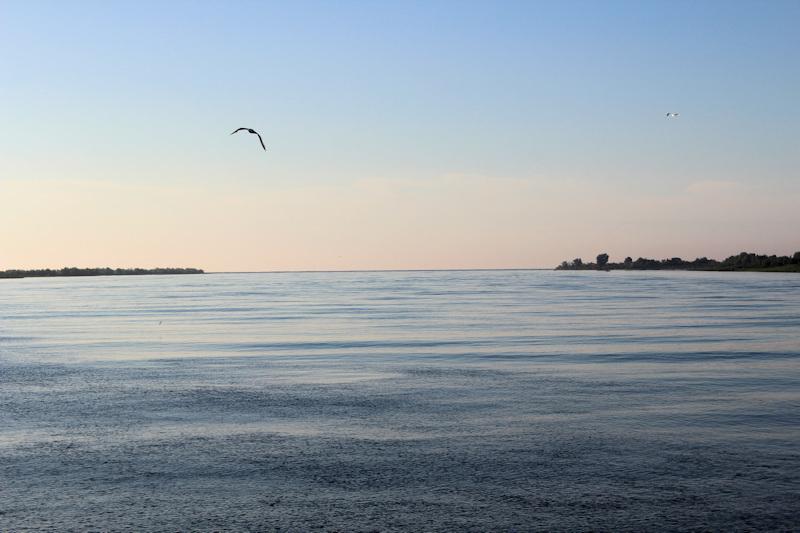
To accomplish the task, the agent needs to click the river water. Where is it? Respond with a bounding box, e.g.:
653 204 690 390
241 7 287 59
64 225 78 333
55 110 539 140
1 270 798 530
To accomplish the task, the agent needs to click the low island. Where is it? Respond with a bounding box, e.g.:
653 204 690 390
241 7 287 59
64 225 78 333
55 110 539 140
0 267 204 279
556 252 800 272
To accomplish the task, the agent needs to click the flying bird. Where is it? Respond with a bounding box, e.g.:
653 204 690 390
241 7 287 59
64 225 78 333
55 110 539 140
665 112 679 118
231 127 266 151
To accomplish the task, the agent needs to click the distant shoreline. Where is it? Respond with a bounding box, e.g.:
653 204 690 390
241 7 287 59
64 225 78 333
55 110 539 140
0 267 204 279
556 251 800 273
3 263 799 279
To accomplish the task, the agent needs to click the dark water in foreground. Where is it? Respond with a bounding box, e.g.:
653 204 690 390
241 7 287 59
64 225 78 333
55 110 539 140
1 270 799 531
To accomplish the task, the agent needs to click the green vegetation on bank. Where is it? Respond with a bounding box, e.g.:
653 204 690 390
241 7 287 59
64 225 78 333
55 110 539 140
0 267 204 279
556 252 800 272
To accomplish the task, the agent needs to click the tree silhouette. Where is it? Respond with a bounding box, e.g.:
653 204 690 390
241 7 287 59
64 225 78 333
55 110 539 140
0 267 204 279
555 250 800 271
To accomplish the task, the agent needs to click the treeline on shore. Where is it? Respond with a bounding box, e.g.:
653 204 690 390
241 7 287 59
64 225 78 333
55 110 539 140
556 252 800 272
0 267 204 279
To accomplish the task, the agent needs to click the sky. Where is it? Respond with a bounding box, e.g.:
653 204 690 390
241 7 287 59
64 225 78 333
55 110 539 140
1 0 798 271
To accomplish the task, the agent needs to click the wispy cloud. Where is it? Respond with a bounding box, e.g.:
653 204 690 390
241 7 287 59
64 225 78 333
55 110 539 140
685 180 745 195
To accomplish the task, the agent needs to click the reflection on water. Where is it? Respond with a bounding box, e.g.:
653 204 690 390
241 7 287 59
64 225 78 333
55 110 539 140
1 270 799 530
3 270 799 364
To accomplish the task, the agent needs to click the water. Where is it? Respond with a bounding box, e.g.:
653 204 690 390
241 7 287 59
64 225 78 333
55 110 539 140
1 270 799 531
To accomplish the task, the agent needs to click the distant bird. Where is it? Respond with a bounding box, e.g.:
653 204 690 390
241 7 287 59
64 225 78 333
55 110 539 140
665 112 679 118
230 127 266 151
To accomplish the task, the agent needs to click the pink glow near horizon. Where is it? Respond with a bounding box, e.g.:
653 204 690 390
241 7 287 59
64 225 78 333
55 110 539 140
2 176 797 272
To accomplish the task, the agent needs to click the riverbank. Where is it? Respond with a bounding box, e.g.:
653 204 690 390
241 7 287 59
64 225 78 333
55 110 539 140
557 251 800 272
0 267 204 279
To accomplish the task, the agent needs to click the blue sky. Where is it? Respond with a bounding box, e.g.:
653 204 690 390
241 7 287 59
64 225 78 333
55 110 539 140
1 1 798 270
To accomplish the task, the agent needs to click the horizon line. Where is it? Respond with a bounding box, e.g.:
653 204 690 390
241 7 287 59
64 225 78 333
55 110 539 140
207 267 555 274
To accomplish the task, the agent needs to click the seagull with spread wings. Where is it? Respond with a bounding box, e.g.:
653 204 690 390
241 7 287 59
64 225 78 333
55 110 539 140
231 127 266 151
665 112 679 118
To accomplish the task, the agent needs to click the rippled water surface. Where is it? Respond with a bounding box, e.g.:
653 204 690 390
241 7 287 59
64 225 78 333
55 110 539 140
1 271 799 531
